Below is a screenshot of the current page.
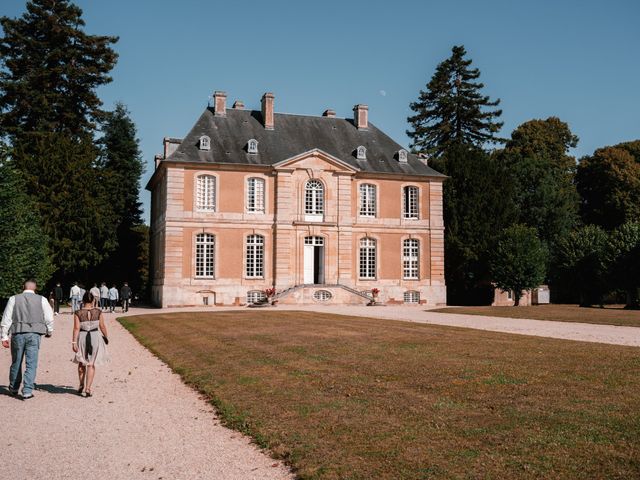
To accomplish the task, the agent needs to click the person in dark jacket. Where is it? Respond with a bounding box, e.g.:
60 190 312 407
54 283 64 316
120 282 132 313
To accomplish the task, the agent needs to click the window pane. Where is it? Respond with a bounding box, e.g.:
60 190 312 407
247 177 265 213
195 233 215 278
359 183 376 217
246 234 264 278
196 175 216 211
305 180 324 215
403 239 419 279
403 186 418 219
359 237 376 278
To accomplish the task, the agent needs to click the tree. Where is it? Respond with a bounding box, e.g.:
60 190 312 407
0 147 52 298
490 225 548 306
431 145 517 304
0 0 118 142
407 45 503 157
94 103 147 294
554 225 609 307
11 133 117 280
607 222 640 309
496 118 580 247
576 145 640 230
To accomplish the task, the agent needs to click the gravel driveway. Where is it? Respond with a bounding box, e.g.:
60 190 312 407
0 308 293 480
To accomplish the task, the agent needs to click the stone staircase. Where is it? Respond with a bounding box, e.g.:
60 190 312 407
273 283 373 302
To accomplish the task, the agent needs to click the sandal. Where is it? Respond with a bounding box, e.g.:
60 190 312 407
85 390 92 398
77 385 84 395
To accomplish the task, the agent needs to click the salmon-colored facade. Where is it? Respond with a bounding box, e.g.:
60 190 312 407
147 92 446 307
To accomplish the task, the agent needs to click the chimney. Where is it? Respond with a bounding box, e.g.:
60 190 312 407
163 137 182 158
322 109 336 118
154 154 163 170
261 92 275 130
232 100 245 110
213 91 227 116
353 104 368 130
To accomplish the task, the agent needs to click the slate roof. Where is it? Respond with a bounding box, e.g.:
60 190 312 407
164 107 444 178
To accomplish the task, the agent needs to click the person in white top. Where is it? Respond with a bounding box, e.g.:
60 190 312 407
1 279 54 398
69 282 81 314
107 285 119 313
99 283 109 311
89 284 101 308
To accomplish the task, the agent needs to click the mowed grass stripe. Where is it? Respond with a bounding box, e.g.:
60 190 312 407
120 311 640 480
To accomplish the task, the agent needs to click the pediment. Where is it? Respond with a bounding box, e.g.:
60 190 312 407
273 149 359 174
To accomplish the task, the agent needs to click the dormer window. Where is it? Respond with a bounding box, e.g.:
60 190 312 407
199 135 210 151
398 149 408 163
247 139 258 154
356 146 367 160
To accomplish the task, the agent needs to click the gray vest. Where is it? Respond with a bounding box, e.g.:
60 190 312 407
10 292 47 335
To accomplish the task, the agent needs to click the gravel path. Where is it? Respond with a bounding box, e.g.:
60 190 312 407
0 308 293 480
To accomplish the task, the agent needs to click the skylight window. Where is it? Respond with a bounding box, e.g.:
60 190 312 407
247 139 258 154
398 149 408 163
356 146 366 160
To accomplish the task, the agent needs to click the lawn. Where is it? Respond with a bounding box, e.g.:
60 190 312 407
120 311 640 480
431 304 640 328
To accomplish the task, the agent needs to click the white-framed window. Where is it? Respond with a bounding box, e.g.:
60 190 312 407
196 175 216 212
247 290 266 304
403 185 419 219
356 146 367 160
404 290 420 303
246 177 265 213
398 149 408 163
507 290 513 300
245 234 264 278
195 233 215 278
304 236 325 246
199 135 210 151
359 237 376 279
403 239 419 279
304 179 324 215
359 183 376 217
313 290 332 302
247 139 258 154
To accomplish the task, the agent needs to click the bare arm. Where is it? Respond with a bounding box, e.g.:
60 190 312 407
72 313 80 352
99 312 108 338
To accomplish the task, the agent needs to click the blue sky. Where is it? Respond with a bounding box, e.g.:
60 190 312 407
3 0 639 222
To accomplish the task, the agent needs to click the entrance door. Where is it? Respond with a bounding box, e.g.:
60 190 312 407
303 236 325 284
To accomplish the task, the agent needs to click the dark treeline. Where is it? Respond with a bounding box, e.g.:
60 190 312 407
0 0 148 300
408 46 640 308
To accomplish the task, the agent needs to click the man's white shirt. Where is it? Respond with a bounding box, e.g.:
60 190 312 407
1 290 54 341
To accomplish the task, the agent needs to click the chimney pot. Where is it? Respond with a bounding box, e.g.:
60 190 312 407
322 109 336 118
261 92 275 130
353 104 368 129
213 91 227 116
232 100 245 110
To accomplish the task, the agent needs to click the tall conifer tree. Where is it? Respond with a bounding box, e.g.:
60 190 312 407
407 45 503 157
0 0 118 142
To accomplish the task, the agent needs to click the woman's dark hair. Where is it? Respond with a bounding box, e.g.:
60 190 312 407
83 291 94 305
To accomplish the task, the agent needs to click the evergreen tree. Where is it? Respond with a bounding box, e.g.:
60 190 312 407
407 45 503 157
0 146 53 298
0 0 118 142
11 133 117 279
554 225 609 307
490 225 548 306
496 117 580 248
431 145 517 304
576 144 640 230
95 103 147 294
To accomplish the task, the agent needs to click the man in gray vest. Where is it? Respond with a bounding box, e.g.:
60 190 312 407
1 279 54 399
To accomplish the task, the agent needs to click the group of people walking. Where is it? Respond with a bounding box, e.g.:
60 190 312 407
1 280 110 399
54 281 133 315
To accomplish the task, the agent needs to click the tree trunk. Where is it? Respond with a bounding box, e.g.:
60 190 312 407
514 293 521 307
625 289 640 310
